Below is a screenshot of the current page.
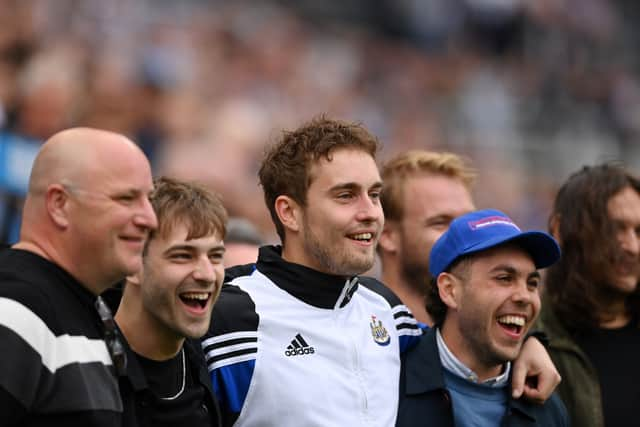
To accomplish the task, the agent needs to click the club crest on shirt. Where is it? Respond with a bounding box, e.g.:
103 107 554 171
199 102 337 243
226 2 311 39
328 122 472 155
370 315 390 346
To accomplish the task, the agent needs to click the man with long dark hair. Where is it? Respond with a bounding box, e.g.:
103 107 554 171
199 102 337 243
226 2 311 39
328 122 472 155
536 163 640 427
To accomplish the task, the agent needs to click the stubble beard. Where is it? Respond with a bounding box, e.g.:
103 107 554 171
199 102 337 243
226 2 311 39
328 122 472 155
400 259 430 296
458 312 519 372
302 220 374 276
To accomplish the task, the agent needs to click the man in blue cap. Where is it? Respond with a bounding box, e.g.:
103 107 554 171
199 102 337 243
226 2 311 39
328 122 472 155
396 209 568 427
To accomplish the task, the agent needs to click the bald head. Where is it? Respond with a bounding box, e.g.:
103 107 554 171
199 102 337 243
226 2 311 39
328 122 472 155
17 127 158 295
28 127 147 196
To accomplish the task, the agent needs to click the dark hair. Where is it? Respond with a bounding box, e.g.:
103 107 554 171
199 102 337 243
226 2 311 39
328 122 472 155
148 176 227 248
545 163 640 331
258 116 380 243
426 257 471 326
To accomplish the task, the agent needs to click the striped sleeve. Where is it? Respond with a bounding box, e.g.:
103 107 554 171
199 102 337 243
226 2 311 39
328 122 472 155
357 276 422 353
0 297 121 424
391 304 423 352
202 283 259 427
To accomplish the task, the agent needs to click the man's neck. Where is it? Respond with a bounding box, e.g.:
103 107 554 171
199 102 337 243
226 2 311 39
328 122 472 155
598 297 632 329
382 270 433 325
115 293 184 360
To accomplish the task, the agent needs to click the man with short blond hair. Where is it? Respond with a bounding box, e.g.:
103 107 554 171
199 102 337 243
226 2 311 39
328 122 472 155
379 150 476 325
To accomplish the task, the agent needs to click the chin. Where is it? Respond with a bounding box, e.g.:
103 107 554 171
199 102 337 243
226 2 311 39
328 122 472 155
610 277 639 295
185 325 209 340
341 263 374 277
118 256 143 275
494 344 522 363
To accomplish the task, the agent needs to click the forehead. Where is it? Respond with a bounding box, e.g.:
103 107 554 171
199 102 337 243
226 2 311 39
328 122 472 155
308 148 380 190
86 147 154 193
151 222 223 251
403 173 474 218
608 186 640 223
469 244 536 273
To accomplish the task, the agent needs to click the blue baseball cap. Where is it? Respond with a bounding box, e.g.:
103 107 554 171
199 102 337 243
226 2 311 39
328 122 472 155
429 209 561 277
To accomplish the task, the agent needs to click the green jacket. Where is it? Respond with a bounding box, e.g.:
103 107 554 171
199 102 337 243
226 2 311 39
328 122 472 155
535 303 603 427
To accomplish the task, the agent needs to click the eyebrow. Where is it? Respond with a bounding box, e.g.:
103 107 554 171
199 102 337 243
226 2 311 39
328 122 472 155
489 264 540 279
163 243 226 255
425 214 455 225
209 245 226 253
329 181 383 192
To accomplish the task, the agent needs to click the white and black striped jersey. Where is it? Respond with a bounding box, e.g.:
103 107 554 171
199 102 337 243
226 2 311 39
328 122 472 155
0 248 122 426
201 245 421 427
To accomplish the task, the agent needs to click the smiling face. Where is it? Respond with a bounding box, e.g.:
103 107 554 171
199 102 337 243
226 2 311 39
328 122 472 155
287 148 384 276
605 186 640 295
440 245 541 379
139 222 225 341
66 146 158 290
396 173 475 290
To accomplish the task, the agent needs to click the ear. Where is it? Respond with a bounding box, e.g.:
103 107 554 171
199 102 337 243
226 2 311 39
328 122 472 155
274 195 301 233
378 221 400 254
437 272 461 310
46 184 70 229
549 214 561 243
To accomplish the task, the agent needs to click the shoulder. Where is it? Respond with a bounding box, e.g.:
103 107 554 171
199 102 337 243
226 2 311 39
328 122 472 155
357 275 404 307
209 283 260 335
0 249 56 307
358 276 423 352
202 283 259 371
0 258 53 328
224 263 257 283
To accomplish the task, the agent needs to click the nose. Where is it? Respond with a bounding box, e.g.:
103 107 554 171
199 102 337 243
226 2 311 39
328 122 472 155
133 197 158 230
192 257 216 284
511 280 534 305
356 193 383 223
619 228 640 256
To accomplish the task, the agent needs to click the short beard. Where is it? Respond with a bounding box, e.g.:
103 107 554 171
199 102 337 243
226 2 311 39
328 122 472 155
400 258 430 296
302 218 373 276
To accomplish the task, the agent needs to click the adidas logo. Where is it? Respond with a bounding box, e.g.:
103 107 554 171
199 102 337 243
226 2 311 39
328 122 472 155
284 333 315 357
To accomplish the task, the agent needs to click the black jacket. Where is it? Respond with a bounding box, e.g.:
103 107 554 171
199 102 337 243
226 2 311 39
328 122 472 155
396 327 569 427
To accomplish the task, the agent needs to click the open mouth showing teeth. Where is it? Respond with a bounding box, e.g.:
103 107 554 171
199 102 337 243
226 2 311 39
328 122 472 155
179 292 210 309
497 315 525 334
349 233 373 242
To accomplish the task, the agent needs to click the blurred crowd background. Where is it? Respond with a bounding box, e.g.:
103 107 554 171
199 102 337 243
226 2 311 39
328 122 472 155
1 0 639 243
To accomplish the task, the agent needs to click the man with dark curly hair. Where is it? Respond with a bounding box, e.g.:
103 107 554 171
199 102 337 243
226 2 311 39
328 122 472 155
397 209 568 427
536 163 640 427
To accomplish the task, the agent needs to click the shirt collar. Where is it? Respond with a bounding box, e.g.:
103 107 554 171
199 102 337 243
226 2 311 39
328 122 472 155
256 245 358 309
435 328 510 387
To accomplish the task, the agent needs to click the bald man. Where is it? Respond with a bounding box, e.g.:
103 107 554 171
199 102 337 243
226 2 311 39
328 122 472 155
0 128 157 426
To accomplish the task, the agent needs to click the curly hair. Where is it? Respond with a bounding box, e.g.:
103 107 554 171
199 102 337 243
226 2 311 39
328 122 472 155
380 150 475 222
545 163 640 332
148 176 227 248
259 116 380 243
